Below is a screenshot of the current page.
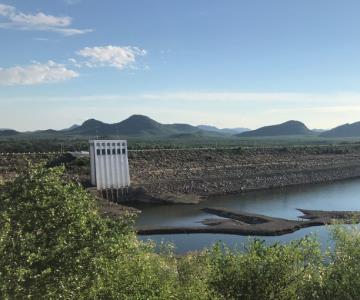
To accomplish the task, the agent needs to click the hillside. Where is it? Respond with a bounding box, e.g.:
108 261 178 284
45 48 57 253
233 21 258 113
320 122 360 138
197 125 250 134
68 119 112 135
237 120 313 137
61 124 80 131
68 115 203 137
0 129 19 137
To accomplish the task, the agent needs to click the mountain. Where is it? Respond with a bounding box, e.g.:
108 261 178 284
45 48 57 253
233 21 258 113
237 120 313 137
68 115 202 137
61 124 80 131
69 119 112 135
320 122 360 138
10 116 356 140
197 125 250 134
112 115 166 135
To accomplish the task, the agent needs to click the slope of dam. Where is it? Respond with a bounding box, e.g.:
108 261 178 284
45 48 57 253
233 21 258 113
129 145 360 197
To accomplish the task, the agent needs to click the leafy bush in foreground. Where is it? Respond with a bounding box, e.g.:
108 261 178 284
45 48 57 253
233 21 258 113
1 164 360 299
0 164 178 299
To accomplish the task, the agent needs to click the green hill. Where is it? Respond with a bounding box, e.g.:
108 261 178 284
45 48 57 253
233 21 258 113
320 122 360 138
0 129 19 137
68 115 203 137
237 120 313 137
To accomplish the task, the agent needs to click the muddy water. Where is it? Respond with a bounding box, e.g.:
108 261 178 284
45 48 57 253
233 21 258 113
135 178 360 253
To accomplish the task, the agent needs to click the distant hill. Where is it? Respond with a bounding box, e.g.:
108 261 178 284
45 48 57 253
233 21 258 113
61 124 80 131
168 123 201 134
237 120 313 137
69 119 109 135
197 125 250 134
0 129 19 136
320 122 360 137
5 116 359 140
68 115 203 137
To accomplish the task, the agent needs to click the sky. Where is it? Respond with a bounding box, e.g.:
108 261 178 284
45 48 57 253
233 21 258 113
1 0 360 131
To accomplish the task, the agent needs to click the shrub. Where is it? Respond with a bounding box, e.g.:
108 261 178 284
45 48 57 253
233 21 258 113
206 238 323 300
0 164 178 299
320 226 360 299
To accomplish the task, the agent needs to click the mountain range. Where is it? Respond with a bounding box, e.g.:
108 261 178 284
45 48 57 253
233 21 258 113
1 115 360 139
67 115 205 137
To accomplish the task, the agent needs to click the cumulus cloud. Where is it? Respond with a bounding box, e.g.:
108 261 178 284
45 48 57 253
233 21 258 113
76 45 147 69
0 3 92 36
0 61 78 86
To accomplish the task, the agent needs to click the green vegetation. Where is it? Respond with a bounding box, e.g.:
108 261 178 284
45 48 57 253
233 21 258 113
0 138 89 153
1 135 360 153
0 164 178 299
2 164 360 299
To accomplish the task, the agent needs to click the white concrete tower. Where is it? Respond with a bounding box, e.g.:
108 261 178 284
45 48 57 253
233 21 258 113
89 140 130 190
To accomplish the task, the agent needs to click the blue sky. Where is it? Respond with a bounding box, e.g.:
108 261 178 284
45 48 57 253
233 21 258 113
1 0 360 131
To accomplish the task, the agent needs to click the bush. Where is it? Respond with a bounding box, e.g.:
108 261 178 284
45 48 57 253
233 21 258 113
205 239 323 300
0 164 178 299
319 226 360 299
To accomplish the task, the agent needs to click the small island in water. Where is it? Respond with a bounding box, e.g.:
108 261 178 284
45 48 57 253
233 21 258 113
137 207 360 236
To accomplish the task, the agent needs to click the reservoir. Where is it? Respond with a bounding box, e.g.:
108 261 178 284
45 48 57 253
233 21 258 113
136 178 360 253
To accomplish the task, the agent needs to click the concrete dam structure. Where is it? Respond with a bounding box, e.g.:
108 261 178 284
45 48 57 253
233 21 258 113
89 140 130 200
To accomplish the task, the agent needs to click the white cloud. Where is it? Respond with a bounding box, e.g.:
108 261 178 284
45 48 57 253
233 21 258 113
0 61 78 86
76 45 147 69
0 3 92 36
53 27 92 36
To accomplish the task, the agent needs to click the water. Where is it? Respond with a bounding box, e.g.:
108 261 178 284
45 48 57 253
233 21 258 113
135 178 360 253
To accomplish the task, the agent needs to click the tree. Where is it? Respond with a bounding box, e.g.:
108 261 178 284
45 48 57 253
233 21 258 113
0 164 178 299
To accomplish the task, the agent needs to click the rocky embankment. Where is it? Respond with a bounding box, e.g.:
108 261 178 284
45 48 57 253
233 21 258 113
2 145 360 204
129 145 360 199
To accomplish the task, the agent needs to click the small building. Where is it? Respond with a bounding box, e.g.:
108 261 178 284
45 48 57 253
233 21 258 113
89 140 130 190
